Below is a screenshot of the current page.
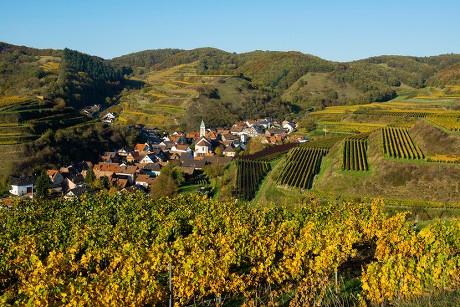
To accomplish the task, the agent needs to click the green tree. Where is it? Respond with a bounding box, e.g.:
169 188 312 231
203 163 227 179
245 136 266 155
171 167 185 186
214 147 223 156
300 116 318 133
150 175 178 199
35 171 51 198
85 167 95 185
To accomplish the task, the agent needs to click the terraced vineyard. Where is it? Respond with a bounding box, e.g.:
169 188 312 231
342 134 369 171
277 147 328 189
235 159 271 200
354 108 431 118
382 127 424 159
426 116 460 131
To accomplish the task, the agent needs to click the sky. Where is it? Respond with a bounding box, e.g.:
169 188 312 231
1 0 459 62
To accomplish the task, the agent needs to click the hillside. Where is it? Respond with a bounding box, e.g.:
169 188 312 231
243 86 460 208
2 42 460 200
112 61 293 131
114 48 460 111
0 43 134 190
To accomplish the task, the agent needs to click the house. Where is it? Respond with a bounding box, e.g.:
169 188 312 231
186 131 201 140
99 151 120 163
137 162 162 177
221 133 239 142
93 163 119 179
230 122 246 135
223 146 236 157
74 161 92 174
115 178 129 189
205 130 218 140
115 165 138 184
9 176 35 197
117 146 132 157
47 170 64 188
203 156 233 165
181 158 206 170
135 174 156 188
62 174 85 192
195 137 212 156
243 126 262 137
149 147 167 161
282 121 296 133
134 143 150 153
265 127 286 136
60 165 80 178
245 120 257 127
64 186 93 200
139 154 159 164
159 141 175 151
126 152 142 163
101 112 116 123
171 144 191 153
257 119 271 129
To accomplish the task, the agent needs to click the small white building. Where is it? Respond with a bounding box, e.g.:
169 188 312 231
223 146 236 157
195 137 212 156
9 177 35 197
101 112 116 123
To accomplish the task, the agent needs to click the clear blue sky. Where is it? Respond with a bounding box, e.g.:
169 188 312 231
1 0 459 62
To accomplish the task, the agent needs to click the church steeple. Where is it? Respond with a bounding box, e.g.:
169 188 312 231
200 120 206 138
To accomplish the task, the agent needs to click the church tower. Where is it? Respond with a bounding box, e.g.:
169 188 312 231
200 120 206 138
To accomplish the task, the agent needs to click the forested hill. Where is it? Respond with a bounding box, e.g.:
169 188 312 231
0 42 128 109
113 48 460 107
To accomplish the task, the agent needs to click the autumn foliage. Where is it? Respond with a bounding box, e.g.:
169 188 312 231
0 192 459 305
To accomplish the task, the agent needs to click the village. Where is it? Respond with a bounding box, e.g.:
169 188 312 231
7 117 304 200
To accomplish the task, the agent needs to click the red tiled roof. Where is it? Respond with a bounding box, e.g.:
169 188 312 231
47 170 60 180
134 143 149 151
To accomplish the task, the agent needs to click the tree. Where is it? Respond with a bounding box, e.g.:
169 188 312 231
203 163 227 179
300 116 318 133
245 136 266 155
150 175 178 199
85 167 95 185
171 167 185 186
35 171 51 198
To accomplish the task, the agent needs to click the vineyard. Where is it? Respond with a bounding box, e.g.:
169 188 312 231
427 116 460 131
1 192 459 306
353 108 431 118
426 154 460 164
240 142 298 160
342 134 369 171
277 147 328 189
235 159 271 200
382 127 424 159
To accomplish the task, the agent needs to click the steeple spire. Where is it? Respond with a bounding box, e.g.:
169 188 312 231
200 120 206 137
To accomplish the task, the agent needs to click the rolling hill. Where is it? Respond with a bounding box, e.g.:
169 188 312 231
2 41 460 198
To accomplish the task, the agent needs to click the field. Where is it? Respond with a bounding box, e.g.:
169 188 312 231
251 87 460 209
381 127 424 159
277 147 328 189
235 159 270 200
342 134 369 171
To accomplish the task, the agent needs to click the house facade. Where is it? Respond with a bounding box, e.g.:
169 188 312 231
194 137 212 156
9 177 35 197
